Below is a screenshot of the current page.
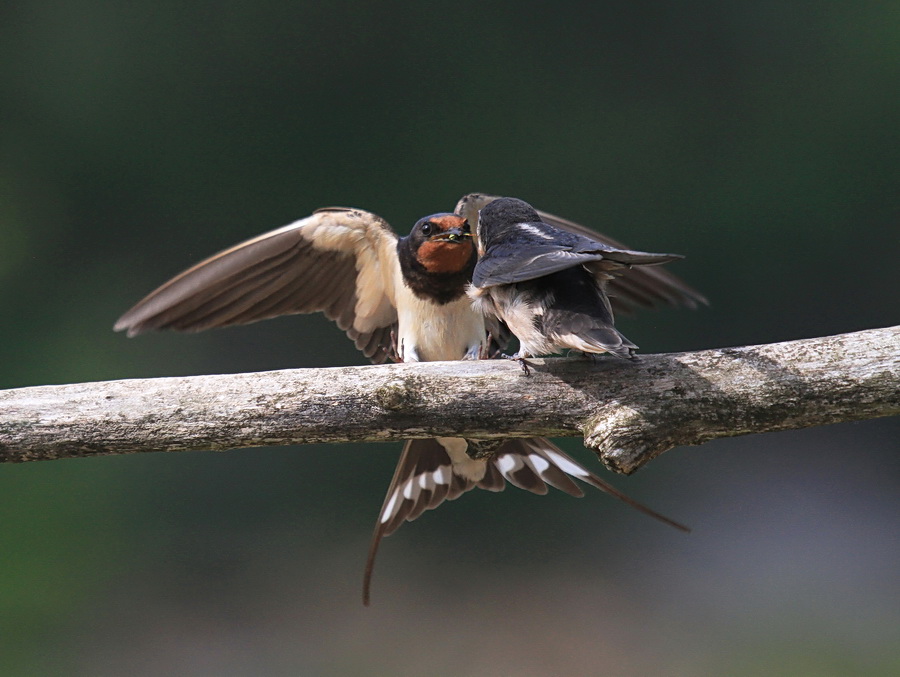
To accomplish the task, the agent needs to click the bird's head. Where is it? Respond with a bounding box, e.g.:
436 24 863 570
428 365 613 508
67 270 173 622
406 213 475 274
476 197 542 253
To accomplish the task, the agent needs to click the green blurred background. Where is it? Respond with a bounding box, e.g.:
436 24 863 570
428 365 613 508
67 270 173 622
2 2 898 675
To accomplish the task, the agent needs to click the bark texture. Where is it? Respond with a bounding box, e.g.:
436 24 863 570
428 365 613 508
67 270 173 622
1 326 897 473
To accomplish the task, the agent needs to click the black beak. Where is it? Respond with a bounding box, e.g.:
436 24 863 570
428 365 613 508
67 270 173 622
434 227 472 242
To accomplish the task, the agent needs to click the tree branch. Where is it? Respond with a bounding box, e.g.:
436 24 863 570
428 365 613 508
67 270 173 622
1 326 897 473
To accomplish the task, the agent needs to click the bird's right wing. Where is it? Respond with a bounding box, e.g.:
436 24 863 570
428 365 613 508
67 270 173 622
114 208 401 363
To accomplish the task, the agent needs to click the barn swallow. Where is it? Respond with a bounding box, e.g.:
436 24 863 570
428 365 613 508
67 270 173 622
470 197 692 359
114 193 703 604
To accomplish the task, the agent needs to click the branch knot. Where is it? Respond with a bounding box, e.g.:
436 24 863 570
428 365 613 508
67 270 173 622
373 377 421 412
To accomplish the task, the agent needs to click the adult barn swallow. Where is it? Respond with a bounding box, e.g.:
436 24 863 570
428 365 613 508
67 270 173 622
470 197 693 359
115 194 702 604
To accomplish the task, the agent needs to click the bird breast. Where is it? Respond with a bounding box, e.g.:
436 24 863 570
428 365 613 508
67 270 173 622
394 280 486 362
472 284 556 358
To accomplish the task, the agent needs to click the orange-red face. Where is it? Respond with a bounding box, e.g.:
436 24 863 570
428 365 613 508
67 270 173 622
414 214 475 274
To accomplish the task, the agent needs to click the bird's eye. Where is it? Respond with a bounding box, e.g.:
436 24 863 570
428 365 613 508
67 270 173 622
421 222 433 235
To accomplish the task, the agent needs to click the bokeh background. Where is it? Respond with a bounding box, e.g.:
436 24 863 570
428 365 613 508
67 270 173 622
2 2 898 675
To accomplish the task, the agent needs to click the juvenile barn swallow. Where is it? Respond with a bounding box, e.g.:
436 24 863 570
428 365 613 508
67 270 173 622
114 193 704 604
470 197 693 359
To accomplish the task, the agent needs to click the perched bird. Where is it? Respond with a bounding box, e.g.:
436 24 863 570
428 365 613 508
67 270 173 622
470 197 692 359
114 193 703 604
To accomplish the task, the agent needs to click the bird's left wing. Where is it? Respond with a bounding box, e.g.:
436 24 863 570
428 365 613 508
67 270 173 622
114 208 400 362
455 193 707 310
472 238 682 288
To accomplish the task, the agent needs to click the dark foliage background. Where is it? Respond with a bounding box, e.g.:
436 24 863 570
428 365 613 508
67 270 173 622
1 2 898 675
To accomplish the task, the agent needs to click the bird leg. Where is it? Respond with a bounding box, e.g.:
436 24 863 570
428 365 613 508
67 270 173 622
501 352 534 376
387 330 403 363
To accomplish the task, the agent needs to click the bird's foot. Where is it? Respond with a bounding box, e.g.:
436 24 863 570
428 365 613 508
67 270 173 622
501 352 533 376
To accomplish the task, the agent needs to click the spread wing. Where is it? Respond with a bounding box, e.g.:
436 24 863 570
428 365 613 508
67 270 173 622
114 207 400 363
455 193 707 311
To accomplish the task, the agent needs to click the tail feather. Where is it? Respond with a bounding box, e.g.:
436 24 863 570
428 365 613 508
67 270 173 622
362 436 688 605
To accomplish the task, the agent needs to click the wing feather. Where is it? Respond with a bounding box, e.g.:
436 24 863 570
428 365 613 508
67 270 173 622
455 193 707 311
114 208 400 362
473 243 680 288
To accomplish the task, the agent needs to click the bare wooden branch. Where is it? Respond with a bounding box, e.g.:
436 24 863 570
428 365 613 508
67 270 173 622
1 326 897 473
